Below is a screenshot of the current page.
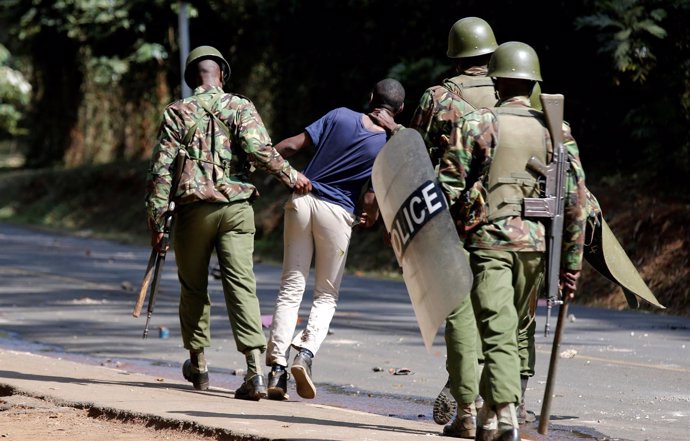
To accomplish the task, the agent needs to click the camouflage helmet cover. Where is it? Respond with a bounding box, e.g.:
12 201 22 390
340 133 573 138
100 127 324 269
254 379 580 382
488 41 542 82
184 45 231 88
446 17 499 59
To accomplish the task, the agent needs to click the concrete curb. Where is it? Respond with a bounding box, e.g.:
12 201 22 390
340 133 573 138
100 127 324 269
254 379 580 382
0 348 443 440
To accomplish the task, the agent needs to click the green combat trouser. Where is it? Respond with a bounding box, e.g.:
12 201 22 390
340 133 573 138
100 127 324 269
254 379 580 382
174 201 266 354
518 264 542 379
445 295 483 404
470 249 542 407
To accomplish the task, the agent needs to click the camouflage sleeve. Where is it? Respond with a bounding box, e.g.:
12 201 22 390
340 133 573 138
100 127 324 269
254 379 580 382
409 89 435 148
438 110 495 205
235 101 297 187
410 87 476 166
145 107 181 232
562 122 587 271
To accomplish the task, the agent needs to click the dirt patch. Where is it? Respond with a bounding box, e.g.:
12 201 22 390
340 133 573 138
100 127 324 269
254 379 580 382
0 394 223 441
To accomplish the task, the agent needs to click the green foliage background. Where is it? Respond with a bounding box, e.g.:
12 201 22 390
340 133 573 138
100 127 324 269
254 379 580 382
1 0 689 184
0 1 688 315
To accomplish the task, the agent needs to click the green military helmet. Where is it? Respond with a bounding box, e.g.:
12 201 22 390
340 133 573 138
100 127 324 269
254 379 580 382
184 45 231 88
488 41 542 82
446 17 498 59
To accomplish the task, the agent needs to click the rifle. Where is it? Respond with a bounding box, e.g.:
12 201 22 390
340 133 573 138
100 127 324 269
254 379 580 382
523 93 569 435
133 149 186 339
140 201 175 339
132 249 156 318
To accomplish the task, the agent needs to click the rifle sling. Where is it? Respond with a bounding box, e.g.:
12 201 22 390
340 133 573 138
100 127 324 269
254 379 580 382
180 93 232 169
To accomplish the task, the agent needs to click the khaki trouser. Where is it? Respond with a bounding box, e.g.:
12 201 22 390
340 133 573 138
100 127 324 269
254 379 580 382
470 249 543 407
266 193 355 367
174 201 266 354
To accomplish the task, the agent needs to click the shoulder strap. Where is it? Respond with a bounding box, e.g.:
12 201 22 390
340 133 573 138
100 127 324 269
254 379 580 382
179 94 226 151
441 79 464 100
180 93 234 165
195 93 232 139
180 121 198 151
494 107 543 119
442 76 496 111
459 76 494 89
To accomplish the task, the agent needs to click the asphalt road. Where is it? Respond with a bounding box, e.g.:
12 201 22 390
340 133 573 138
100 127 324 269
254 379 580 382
0 222 688 441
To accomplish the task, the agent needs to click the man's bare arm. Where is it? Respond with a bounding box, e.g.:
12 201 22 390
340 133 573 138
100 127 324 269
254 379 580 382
359 190 379 228
274 132 312 158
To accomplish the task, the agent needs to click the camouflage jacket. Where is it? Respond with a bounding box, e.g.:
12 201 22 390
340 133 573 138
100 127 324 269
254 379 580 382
438 96 588 270
145 85 298 231
409 66 495 167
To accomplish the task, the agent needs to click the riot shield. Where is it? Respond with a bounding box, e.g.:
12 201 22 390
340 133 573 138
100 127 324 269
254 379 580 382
584 208 664 310
371 128 473 351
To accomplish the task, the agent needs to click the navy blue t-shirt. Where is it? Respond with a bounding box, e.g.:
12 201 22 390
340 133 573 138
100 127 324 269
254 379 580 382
304 107 387 214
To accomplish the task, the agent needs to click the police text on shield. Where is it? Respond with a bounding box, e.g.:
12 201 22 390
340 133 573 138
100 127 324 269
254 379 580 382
389 180 447 259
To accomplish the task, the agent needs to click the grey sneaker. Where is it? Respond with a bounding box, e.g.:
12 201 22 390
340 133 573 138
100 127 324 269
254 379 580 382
267 368 289 401
433 378 457 425
234 374 267 401
182 359 209 391
291 351 316 399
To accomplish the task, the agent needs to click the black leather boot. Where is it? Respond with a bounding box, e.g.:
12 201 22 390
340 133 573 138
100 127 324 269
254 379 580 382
267 365 289 400
235 374 267 401
182 352 209 391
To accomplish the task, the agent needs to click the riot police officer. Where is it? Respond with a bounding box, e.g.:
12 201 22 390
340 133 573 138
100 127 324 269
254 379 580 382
437 41 588 441
145 45 311 401
411 17 498 439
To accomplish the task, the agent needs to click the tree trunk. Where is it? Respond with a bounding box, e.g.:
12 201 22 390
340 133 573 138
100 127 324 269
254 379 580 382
25 30 82 168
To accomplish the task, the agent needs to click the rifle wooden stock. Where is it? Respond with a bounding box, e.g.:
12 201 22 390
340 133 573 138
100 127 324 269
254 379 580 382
542 94 564 154
537 93 568 435
132 249 157 318
142 202 174 339
139 150 186 337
